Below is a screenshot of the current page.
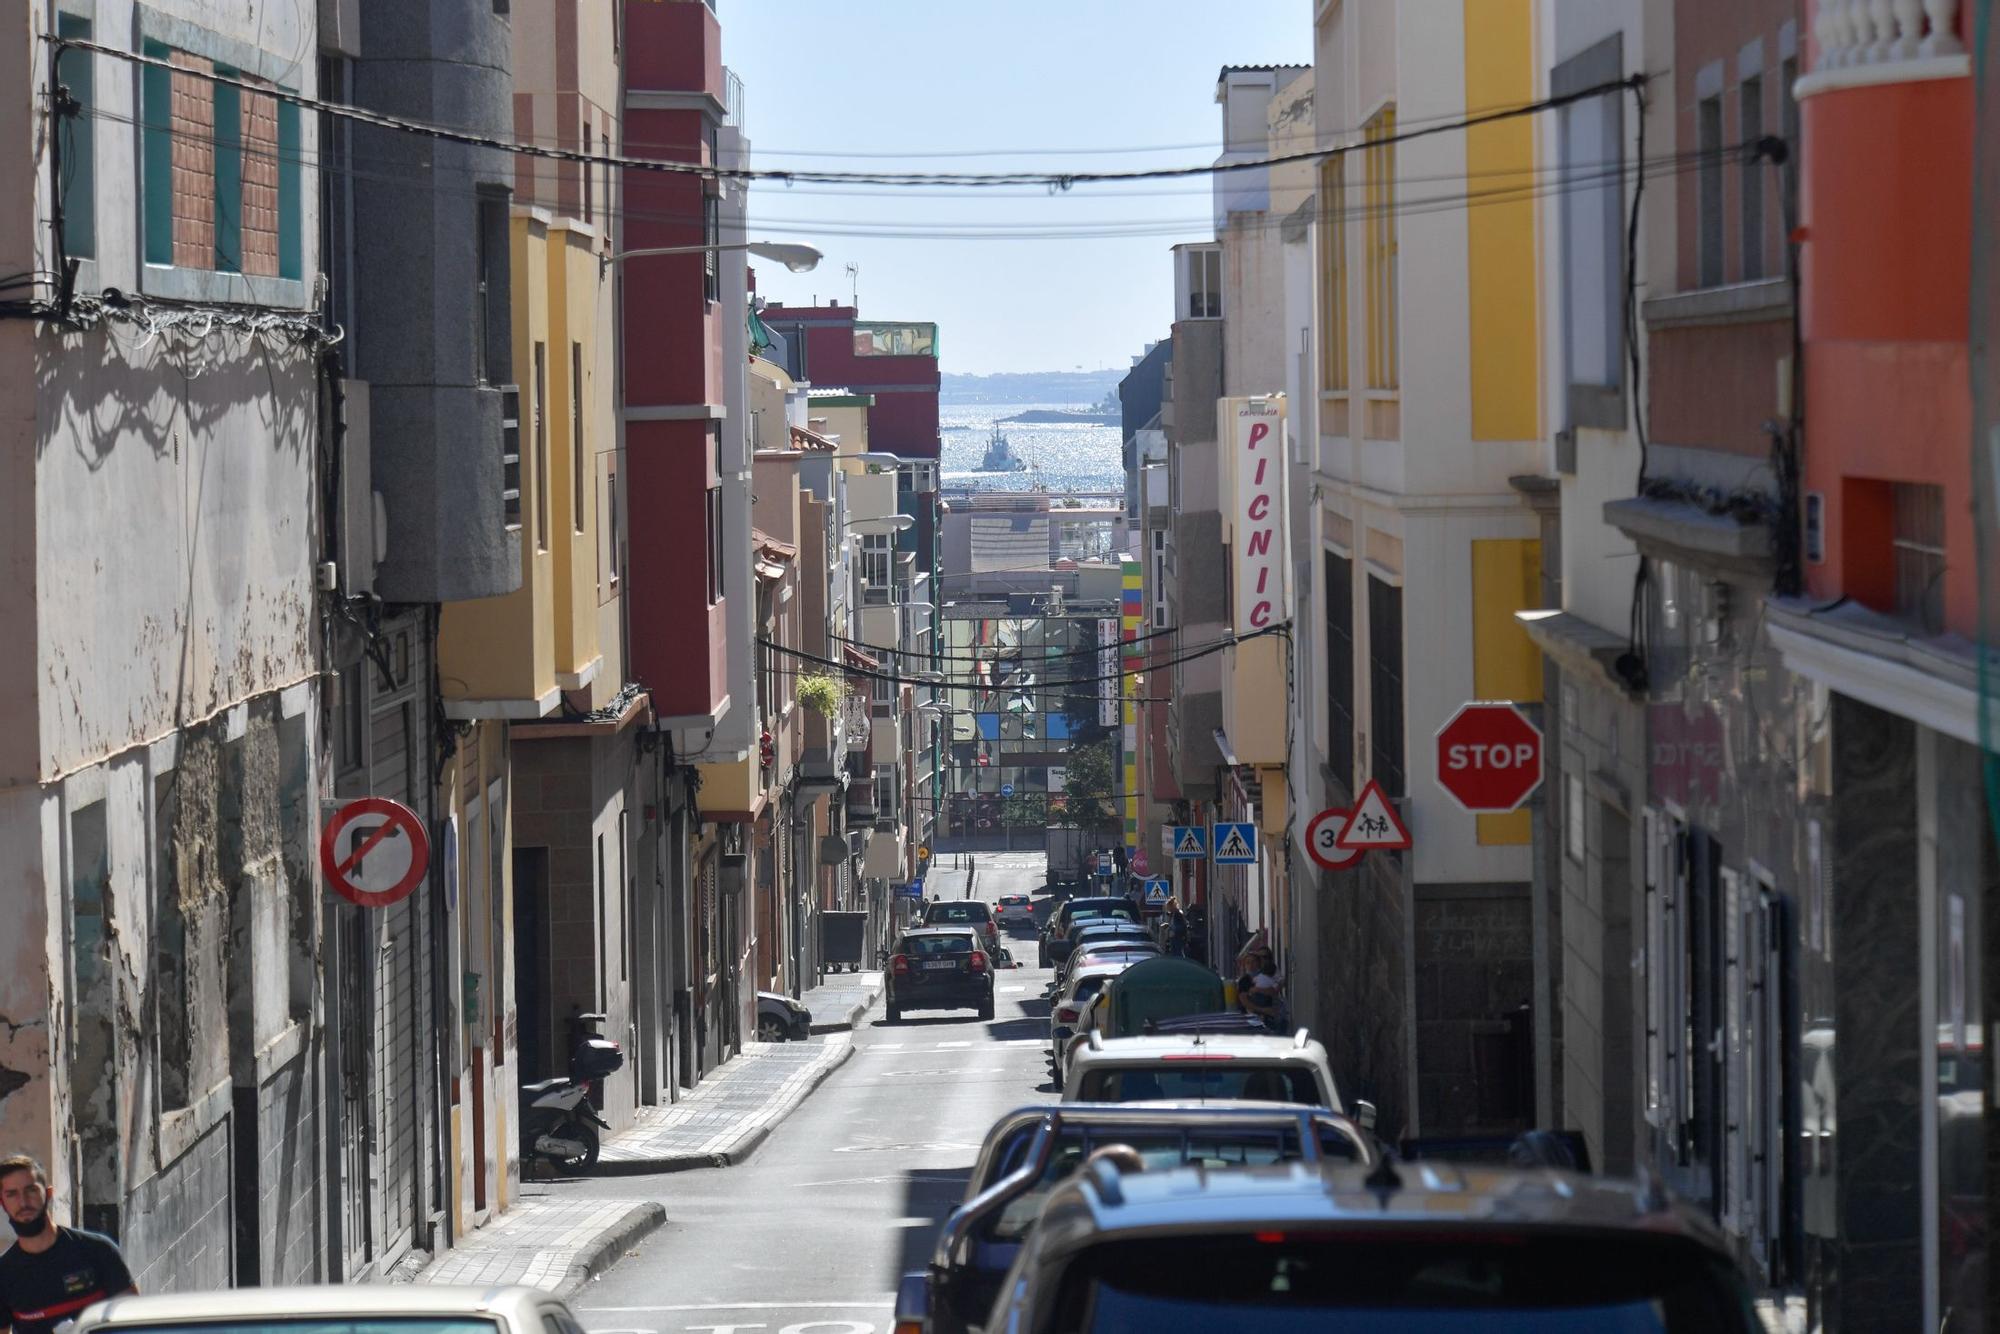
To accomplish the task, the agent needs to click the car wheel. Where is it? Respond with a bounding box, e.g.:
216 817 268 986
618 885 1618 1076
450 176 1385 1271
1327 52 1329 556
1037 946 1049 967
886 1005 902 1024
978 995 995 1022
757 1014 790 1043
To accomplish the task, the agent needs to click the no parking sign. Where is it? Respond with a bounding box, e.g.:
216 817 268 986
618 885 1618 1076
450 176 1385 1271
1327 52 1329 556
320 797 432 908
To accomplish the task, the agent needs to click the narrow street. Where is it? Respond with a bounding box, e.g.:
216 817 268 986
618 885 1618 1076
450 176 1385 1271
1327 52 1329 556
567 854 1055 1334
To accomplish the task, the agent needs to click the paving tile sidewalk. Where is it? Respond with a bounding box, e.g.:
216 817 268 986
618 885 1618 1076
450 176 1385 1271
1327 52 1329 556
594 1032 856 1173
400 1196 665 1297
805 968 884 1033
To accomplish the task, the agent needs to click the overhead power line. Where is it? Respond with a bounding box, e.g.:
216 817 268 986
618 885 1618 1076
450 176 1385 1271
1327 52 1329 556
48 36 1641 191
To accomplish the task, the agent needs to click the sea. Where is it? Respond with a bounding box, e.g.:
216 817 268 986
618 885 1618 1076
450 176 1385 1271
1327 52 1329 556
939 402 1124 497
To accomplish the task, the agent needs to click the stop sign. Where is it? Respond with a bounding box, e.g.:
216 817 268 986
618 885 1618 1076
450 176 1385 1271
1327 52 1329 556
1435 702 1543 813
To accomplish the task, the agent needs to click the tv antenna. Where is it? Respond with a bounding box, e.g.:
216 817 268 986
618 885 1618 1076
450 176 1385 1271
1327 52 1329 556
844 262 860 306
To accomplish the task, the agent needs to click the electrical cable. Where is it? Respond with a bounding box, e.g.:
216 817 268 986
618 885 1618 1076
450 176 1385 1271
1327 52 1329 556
48 36 1640 191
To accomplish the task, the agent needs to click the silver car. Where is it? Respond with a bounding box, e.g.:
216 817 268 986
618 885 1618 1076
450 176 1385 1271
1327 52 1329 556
75 1286 586 1334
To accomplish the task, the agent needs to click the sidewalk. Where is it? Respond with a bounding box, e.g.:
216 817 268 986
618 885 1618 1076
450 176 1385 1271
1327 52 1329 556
807 968 885 1033
596 1033 856 1172
402 1196 665 1298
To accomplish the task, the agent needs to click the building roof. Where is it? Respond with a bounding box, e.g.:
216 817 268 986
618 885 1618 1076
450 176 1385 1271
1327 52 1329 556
969 514 1052 574
1217 63 1311 77
752 530 796 584
791 423 839 452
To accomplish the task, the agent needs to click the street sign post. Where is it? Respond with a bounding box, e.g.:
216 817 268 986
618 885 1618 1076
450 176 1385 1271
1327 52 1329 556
1335 780 1412 851
1305 807 1364 870
1001 783 1015 798
1435 701 1544 813
1212 822 1257 865
1170 826 1207 859
320 797 432 909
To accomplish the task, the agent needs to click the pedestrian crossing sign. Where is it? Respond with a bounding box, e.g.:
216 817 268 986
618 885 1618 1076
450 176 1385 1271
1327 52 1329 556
1212 822 1257 864
1170 825 1207 859
1143 877 1171 906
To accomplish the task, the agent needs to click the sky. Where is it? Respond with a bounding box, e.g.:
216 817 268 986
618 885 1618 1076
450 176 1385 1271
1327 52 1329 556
725 1 1309 377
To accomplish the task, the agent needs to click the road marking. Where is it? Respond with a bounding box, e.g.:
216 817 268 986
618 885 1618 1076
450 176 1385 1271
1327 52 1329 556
581 1302 895 1313
934 1041 971 1048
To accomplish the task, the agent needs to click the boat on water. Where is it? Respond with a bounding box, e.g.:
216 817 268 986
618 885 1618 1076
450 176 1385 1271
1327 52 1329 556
980 425 1029 472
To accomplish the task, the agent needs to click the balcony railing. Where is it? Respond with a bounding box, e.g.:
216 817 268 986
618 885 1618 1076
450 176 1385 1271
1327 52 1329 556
1806 0 1965 88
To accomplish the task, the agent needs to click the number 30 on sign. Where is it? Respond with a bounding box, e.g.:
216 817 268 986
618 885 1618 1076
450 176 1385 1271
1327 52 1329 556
1305 807 1362 871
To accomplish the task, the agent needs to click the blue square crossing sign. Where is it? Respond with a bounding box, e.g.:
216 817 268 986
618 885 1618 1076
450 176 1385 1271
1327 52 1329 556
1212 822 1257 864
1170 825 1207 859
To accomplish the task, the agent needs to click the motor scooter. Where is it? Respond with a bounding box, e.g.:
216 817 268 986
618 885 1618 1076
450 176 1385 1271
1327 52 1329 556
518 1010 625 1172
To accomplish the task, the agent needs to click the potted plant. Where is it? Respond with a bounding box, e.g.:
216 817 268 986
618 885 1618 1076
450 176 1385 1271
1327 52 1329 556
796 672 846 717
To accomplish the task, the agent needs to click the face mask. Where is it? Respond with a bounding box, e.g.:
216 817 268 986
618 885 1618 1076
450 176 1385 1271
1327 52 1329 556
10 1207 48 1237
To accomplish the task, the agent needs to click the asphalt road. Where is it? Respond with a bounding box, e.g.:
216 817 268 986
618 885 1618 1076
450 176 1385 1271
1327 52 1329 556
571 852 1057 1334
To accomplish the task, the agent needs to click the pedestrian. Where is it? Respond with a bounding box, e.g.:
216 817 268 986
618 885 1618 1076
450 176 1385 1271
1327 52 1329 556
1236 946 1286 1030
1165 899 1188 957
0 1155 135 1334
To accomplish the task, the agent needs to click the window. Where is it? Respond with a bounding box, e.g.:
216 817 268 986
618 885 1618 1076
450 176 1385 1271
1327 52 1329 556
703 192 721 303
501 386 523 530
875 764 897 816
1366 575 1404 797
583 122 594 223
1317 157 1347 392
571 342 587 533
1324 551 1354 788
1739 75 1764 282
1780 56 1800 219
861 532 893 594
705 486 724 605
475 191 511 385
533 342 550 552
601 454 622 590
1892 482 1946 630
55 15 95 259
1566 774 1586 863
1186 247 1221 319
136 40 298 282
1698 94 1725 288
318 56 356 334
1150 529 1168 629
338 665 366 774
1362 106 1399 392
1555 36 1626 427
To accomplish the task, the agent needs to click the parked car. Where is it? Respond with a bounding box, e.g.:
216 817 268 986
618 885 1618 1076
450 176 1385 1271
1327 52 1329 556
1062 1028 1375 1130
76 1286 588 1334
980 1158 1766 1333
1039 897 1139 967
1048 961 1133 1078
924 898 1001 955
1053 939 1160 993
756 990 812 1042
995 892 1036 927
897 1103 1371 1334
888 927 996 1022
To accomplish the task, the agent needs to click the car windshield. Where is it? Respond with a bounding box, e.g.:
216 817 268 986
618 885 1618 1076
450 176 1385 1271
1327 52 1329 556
927 902 990 923
983 1126 1363 1241
1057 1237 1762 1332
1078 1064 1322 1105
902 933 975 956
1068 976 1112 1005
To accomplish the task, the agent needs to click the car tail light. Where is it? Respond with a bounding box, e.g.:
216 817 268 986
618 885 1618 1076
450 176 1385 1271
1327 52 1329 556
1055 1005 1078 1023
891 955 910 976
969 951 988 973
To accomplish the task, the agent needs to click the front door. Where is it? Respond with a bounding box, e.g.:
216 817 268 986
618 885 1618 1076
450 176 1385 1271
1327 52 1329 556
332 900 378 1275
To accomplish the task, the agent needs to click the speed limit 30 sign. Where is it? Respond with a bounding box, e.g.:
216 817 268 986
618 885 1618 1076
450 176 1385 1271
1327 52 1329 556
1305 807 1363 871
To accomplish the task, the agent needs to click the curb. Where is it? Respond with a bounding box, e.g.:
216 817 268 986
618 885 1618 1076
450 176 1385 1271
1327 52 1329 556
550 1202 667 1300
592 1038 857 1176
806 985 881 1035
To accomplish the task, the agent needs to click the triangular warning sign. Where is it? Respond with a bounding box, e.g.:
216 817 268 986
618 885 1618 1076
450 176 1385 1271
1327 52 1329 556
1174 827 1205 856
1215 826 1254 861
1336 780 1412 850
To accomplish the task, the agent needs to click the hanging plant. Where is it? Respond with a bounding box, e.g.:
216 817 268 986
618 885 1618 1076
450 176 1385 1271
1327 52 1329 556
797 672 847 717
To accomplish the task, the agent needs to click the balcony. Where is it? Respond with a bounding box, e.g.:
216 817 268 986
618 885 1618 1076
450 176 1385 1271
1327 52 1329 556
1802 0 1967 93
842 691 872 752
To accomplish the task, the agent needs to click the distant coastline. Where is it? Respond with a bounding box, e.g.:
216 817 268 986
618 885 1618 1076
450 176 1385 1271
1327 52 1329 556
999 408 1121 425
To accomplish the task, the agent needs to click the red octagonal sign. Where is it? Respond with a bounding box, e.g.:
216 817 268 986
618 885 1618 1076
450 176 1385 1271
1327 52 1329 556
1435 702 1544 814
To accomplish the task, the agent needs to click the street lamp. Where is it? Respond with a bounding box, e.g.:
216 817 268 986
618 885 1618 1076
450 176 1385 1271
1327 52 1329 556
611 240 824 273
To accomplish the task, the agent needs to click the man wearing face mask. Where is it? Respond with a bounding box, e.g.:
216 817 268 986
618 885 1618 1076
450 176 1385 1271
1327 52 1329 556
0 1156 134 1334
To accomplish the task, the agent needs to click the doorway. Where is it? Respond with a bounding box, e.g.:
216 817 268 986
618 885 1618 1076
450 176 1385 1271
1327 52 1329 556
513 847 551 1079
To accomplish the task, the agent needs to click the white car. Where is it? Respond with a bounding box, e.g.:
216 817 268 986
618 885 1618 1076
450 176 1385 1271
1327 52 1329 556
1062 1029 1376 1130
995 892 1036 926
1048 960 1134 1076
76 1285 581 1334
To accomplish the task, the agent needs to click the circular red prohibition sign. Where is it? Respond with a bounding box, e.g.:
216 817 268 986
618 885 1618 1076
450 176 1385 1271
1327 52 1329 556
319 796 432 908
1305 807 1364 872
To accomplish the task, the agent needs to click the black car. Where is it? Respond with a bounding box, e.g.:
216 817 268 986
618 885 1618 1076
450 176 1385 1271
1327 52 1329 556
888 927 996 1022
1039 897 1141 967
983 1159 1766 1333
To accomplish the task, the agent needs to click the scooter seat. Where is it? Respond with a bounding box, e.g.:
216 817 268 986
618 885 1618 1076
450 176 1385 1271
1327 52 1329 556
520 1077 572 1097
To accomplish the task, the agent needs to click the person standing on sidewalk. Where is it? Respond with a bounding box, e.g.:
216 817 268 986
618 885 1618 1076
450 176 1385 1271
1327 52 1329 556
0 1155 135 1334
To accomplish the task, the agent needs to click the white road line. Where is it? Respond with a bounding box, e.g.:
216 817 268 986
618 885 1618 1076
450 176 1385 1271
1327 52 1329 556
580 1303 895 1313
933 1041 972 1048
